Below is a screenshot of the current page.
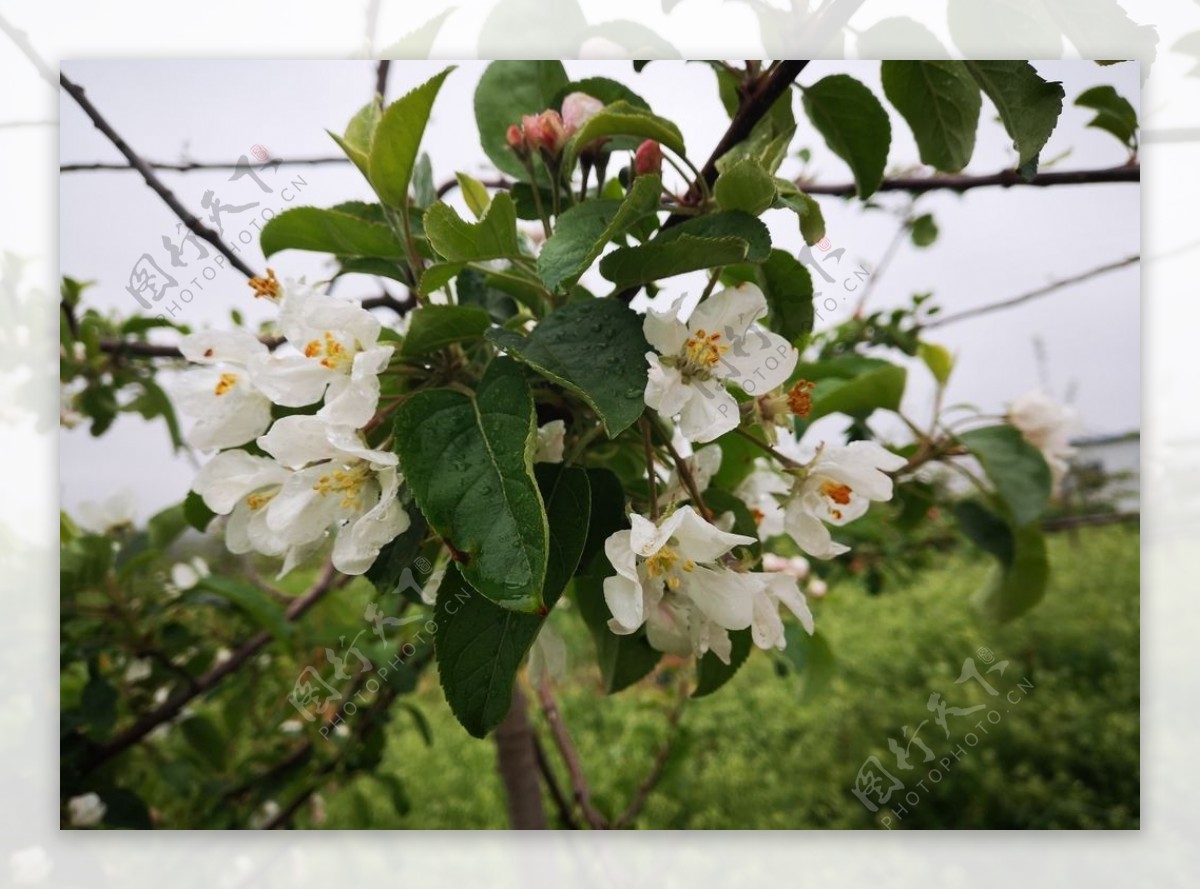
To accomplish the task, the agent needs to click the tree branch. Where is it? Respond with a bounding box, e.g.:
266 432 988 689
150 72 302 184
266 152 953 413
922 254 1139 329
375 60 391 101
80 561 344 774
613 683 688 829
536 679 608 829
0 11 56 86
799 163 1140 197
59 71 258 279
61 156 353 173
532 733 580 829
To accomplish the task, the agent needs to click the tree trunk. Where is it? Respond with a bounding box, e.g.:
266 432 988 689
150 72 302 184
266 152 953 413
493 686 547 829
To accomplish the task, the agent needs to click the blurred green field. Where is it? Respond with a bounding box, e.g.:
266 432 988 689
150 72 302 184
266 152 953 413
315 525 1139 829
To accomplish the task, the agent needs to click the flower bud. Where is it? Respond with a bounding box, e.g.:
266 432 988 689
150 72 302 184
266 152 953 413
505 123 527 155
562 91 604 136
521 110 568 157
635 139 663 176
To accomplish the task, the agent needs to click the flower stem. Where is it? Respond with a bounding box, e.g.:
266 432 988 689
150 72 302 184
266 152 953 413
733 426 802 469
640 416 660 521
649 412 711 519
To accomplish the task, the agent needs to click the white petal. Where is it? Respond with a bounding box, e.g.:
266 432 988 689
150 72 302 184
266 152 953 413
686 282 767 340
250 354 333 407
534 420 566 463
266 465 344 545
784 497 850 559
768 573 815 635
331 467 410 575
713 325 798 395
187 387 273 452
684 565 755 630
644 353 692 419
676 381 738 443
751 585 786 650
193 450 287 514
603 529 640 585
180 328 267 366
642 298 689 355
644 594 693 656
671 505 756 562
603 573 645 630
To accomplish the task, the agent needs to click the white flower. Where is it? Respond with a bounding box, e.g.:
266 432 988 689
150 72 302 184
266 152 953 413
279 719 304 734
168 556 210 591
783 441 906 559
75 488 136 535
527 623 568 686
248 800 280 830
123 658 152 684
256 287 394 428
749 572 814 651
534 419 566 463
602 505 759 663
177 329 276 450
258 415 409 575
643 284 798 443
562 92 604 135
736 467 790 539
807 577 828 598
67 792 106 827
762 552 810 580
1008 390 1077 488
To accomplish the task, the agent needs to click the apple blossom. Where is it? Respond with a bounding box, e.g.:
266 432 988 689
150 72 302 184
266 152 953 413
1008 390 1077 487
643 283 798 443
176 328 275 451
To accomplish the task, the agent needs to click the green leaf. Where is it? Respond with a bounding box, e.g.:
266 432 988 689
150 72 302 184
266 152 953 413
329 100 382 178
552 76 650 112
953 498 1014 565
456 267 520 323
487 298 650 437
193 576 293 641
537 173 661 292
958 424 1053 526
918 340 954 384
753 249 814 345
910 213 939 247
693 628 752 698
434 465 590 737
260 206 405 259
964 61 1064 173
564 101 686 171
393 357 548 611
600 211 771 290
800 75 892 198
400 305 491 358
714 158 778 216
881 61 982 173
368 66 455 207
805 362 907 421
183 490 216 533
412 152 436 208
475 61 570 180
972 521 1049 623
775 185 826 246
417 261 464 296
424 193 521 263
579 467 629 570
456 172 493 219
1074 84 1139 150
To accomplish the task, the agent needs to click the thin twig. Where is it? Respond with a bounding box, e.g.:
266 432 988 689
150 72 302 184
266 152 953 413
798 163 1140 197
536 680 608 829
80 561 344 773
923 255 1139 329
651 413 713 518
733 426 801 470
61 156 353 173
59 71 257 279
613 682 688 829
0 12 56 86
853 207 910 315
374 60 391 101
532 734 580 830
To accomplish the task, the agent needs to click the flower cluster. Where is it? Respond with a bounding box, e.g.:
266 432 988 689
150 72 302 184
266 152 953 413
506 91 604 160
181 274 409 576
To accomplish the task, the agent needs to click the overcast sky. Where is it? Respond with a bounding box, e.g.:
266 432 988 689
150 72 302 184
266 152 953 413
58 59 1140 519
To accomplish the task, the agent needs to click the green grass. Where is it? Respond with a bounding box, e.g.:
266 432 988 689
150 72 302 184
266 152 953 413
319 525 1139 829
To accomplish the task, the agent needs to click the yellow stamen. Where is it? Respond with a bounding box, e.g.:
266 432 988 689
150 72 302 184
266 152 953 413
214 372 238 396
820 481 853 505
679 328 729 377
304 331 351 370
787 380 815 417
313 463 371 509
248 267 281 300
245 491 274 511
645 545 679 578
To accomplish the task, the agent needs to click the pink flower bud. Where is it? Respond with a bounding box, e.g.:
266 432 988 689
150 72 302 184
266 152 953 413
505 124 526 153
561 92 604 136
521 110 568 157
635 139 663 176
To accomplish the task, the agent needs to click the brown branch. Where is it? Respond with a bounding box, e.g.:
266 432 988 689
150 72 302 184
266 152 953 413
532 733 580 830
436 175 511 199
80 561 343 774
375 60 391 101
61 156 353 173
59 71 258 279
922 254 1139 329
536 680 608 829
613 683 688 829
682 60 809 207
641 416 660 521
652 413 713 518
798 163 1140 197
